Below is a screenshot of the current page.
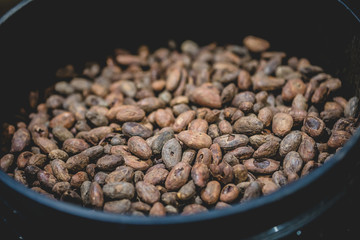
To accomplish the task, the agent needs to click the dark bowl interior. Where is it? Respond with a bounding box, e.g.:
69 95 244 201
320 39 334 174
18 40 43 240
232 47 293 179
1 1 360 239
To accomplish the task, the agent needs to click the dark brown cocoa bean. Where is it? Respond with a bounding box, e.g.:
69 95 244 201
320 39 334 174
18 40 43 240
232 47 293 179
191 84 222 109
149 202 166 216
10 127 31 153
131 201 151 213
249 134 281 149
327 130 352 149
137 97 165 113
303 116 325 138
52 126 74 142
252 73 285 91
144 167 169 186
50 159 71 182
253 140 279 158
233 164 248 184
182 204 207 215
181 149 197 165
243 35 270 52
298 133 317 162
213 134 249 151
80 180 91 205
281 79 306 102
172 110 196 133
218 120 233 135
241 181 262 202
33 137 58 154
103 182 135 200
49 112 76 129
96 155 124 171
210 162 234 184
66 154 89 172
106 166 133 184
177 180 196 201
201 180 221 205
81 145 104 161
16 151 33 169
37 170 57 191
209 143 222 165
344 96 359 118
229 146 254 161
150 128 174 155
122 122 153 139
177 130 212 150
162 138 182 169
237 69 252 90
161 192 179 207
258 107 273 127
207 124 220 139
136 181 161 204
165 162 191 191
221 83 237 104
301 160 320 177
195 148 212 167
24 165 41 182
283 151 303 175
94 172 108 186
53 181 71 197
28 153 48 168
279 130 302 157
128 136 152 160
123 154 152 171
272 113 293 137
191 163 210 188
166 66 181 91
231 91 256 107
62 138 89 155
89 182 104 208
188 119 209 133
70 171 89 188
233 115 264 136
243 158 280 174
14 169 27 186
104 199 131 213
220 183 240 203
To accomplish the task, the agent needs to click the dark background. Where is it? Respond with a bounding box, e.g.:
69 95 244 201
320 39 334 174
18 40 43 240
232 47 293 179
1 1 360 239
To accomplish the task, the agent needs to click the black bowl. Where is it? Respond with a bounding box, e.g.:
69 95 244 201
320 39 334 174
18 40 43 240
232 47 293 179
1 1 360 239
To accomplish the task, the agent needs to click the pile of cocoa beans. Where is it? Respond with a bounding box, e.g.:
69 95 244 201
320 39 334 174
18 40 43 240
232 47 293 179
1 36 359 216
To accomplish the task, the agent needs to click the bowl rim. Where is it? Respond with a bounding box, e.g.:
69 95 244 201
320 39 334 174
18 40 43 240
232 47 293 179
0 0 360 226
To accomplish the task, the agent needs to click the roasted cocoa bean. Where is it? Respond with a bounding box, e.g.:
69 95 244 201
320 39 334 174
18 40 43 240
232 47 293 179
279 130 302 157
10 127 31 153
103 182 135 200
165 162 191 191
253 140 279 158
128 136 152 160
177 130 212 150
136 181 161 204
96 155 124 171
272 113 293 137
213 134 249 151
50 159 71 182
233 115 264 135
220 183 240 203
162 138 182 169
177 180 196 201
191 163 210 188
243 158 280 174
201 180 221 205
